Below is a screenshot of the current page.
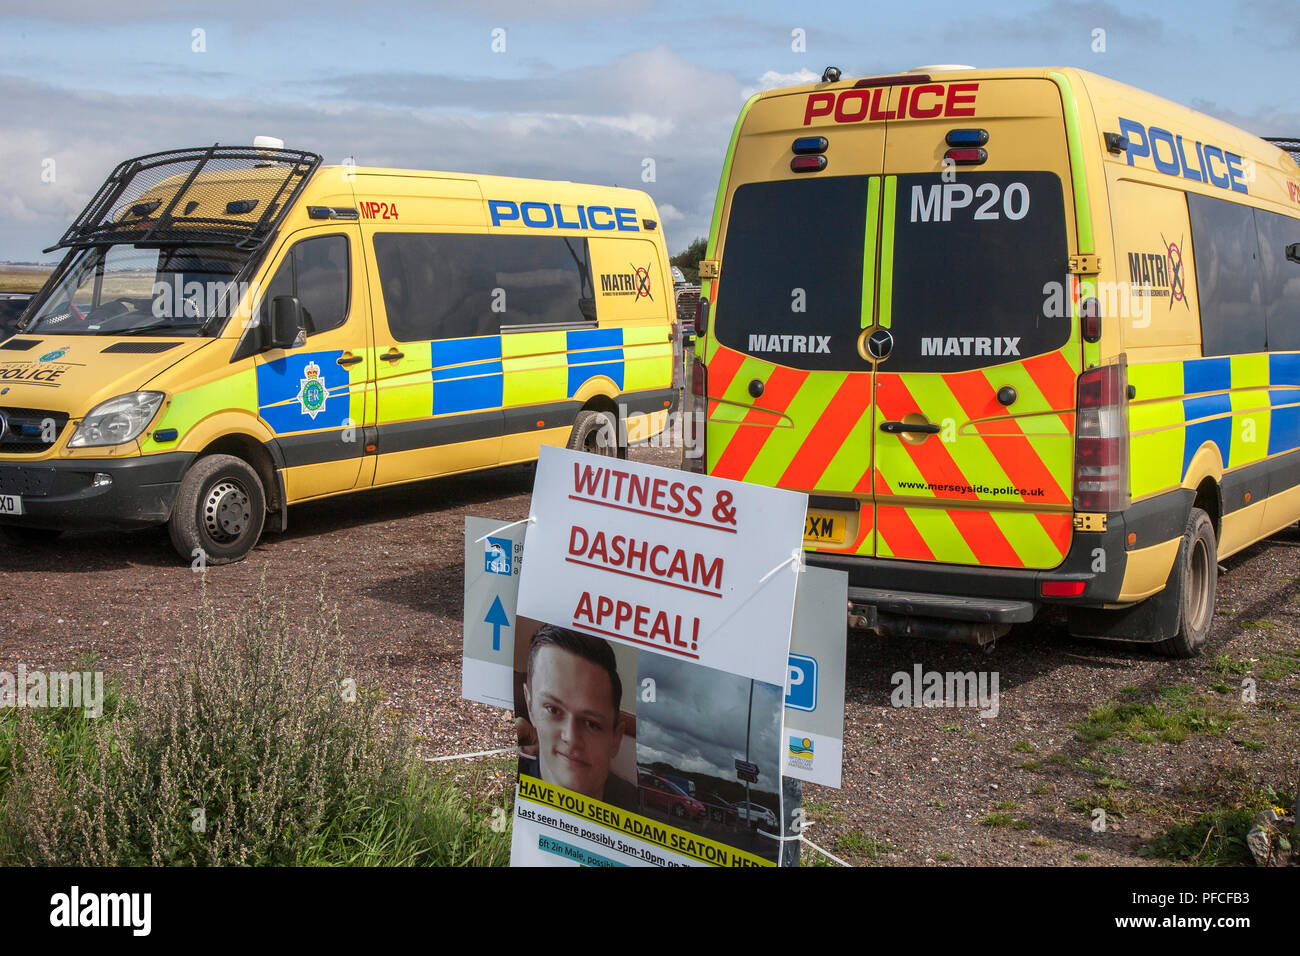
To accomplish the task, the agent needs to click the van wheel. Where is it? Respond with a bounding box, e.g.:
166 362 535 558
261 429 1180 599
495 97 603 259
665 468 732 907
168 454 266 566
1154 507 1217 658
567 410 621 458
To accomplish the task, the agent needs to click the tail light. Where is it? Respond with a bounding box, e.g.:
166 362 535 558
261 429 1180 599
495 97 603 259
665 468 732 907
1073 360 1130 513
684 354 707 474
670 321 683 391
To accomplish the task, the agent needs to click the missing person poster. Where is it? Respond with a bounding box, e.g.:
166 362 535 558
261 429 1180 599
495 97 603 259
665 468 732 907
510 615 789 867
510 446 808 867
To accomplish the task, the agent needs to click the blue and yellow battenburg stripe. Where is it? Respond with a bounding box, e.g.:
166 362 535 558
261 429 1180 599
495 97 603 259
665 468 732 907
431 328 629 415
1128 352 1300 499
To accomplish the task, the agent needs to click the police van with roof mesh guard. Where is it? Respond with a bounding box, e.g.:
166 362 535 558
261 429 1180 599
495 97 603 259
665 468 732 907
0 141 678 564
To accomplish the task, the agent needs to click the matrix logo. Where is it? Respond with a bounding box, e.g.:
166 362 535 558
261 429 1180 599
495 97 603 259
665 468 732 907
600 263 653 300
1127 235 1189 311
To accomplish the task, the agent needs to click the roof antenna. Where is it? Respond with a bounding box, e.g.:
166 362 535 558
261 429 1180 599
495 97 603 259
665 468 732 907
821 66 842 83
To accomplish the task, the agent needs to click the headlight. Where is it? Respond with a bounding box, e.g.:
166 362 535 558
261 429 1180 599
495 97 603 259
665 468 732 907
68 391 165 448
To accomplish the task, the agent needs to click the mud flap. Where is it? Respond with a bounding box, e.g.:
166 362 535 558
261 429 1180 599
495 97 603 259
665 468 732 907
1066 550 1183 642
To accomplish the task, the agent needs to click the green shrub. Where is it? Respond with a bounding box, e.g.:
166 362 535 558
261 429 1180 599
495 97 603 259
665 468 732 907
0 581 509 866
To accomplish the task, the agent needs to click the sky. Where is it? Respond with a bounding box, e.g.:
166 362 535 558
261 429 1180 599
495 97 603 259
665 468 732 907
0 0 1295 262
635 652 783 800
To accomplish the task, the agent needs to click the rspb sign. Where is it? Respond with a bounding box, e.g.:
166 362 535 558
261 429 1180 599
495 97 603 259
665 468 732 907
462 516 528 709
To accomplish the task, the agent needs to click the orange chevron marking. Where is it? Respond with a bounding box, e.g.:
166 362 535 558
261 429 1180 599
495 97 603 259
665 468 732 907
778 374 874 489
943 371 1069 504
876 507 934 560
710 365 809 480
947 508 1023 567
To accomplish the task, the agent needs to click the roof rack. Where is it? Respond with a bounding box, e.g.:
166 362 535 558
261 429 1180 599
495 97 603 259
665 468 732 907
47 144 322 254
1263 137 1300 163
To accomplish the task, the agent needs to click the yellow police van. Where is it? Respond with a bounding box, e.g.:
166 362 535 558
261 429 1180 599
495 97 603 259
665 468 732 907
687 66 1300 657
0 142 677 564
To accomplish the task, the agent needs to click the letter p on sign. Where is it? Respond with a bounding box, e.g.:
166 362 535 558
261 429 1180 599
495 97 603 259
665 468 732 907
786 653 818 712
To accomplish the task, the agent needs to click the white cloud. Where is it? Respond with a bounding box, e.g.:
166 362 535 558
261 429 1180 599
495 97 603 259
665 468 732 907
0 45 738 260
742 67 819 99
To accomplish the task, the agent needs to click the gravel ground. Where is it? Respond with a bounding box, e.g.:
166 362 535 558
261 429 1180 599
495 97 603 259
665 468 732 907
1 445 1296 867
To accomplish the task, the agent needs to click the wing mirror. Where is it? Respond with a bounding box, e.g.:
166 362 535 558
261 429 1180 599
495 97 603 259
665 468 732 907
267 295 306 350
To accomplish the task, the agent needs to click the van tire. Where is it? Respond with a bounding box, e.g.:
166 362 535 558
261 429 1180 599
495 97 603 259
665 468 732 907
1154 507 1217 658
167 454 266 567
567 410 620 458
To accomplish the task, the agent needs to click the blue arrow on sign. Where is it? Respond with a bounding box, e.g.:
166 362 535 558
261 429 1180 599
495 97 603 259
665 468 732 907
485 595 511 651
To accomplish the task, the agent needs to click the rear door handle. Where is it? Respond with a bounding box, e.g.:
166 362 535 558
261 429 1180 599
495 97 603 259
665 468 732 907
879 421 941 435
336 353 363 367
379 350 405 362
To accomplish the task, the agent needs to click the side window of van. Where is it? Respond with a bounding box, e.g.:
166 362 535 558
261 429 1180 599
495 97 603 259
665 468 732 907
264 235 350 336
372 234 595 342
1188 194 1264 355
1256 208 1300 351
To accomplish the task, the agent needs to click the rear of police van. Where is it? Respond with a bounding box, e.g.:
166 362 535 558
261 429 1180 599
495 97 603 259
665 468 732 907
690 68 1103 644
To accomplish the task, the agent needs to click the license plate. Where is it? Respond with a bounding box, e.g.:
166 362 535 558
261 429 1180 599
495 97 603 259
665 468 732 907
804 511 845 544
0 494 23 516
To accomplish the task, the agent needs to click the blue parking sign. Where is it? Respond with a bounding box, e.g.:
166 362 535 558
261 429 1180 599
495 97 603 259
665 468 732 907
786 653 817 712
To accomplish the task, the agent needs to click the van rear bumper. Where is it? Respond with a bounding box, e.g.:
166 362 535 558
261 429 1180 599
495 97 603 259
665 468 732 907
805 490 1194 623
0 452 194 531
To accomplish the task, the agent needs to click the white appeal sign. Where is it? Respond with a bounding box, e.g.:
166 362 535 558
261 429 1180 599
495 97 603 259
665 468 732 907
517 445 808 686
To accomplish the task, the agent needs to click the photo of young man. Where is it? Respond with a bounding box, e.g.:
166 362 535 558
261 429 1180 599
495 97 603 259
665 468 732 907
517 623 637 808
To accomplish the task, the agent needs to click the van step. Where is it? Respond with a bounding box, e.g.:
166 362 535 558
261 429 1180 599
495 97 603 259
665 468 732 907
847 586 1035 624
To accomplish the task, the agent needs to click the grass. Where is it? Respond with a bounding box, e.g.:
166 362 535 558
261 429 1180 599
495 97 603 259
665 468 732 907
1030 835 1052 847
1210 652 1253 676
1011 741 1037 754
934 851 954 861
1074 851 1091 861
1069 685 1239 746
979 812 1016 827
0 580 511 866
1018 760 1041 771
1242 619 1276 630
833 831 897 859
1068 791 1129 818
804 799 846 823
1139 807 1260 866
0 271 51 294
1258 654 1300 681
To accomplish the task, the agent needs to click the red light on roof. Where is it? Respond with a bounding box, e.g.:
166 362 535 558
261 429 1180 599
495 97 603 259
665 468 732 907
791 155 828 173
944 147 987 165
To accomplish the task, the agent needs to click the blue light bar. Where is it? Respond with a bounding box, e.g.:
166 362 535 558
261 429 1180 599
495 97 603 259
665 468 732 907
792 136 829 155
945 129 989 147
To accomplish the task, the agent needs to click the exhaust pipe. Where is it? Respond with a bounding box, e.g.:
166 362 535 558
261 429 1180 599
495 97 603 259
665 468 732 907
848 602 1008 647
